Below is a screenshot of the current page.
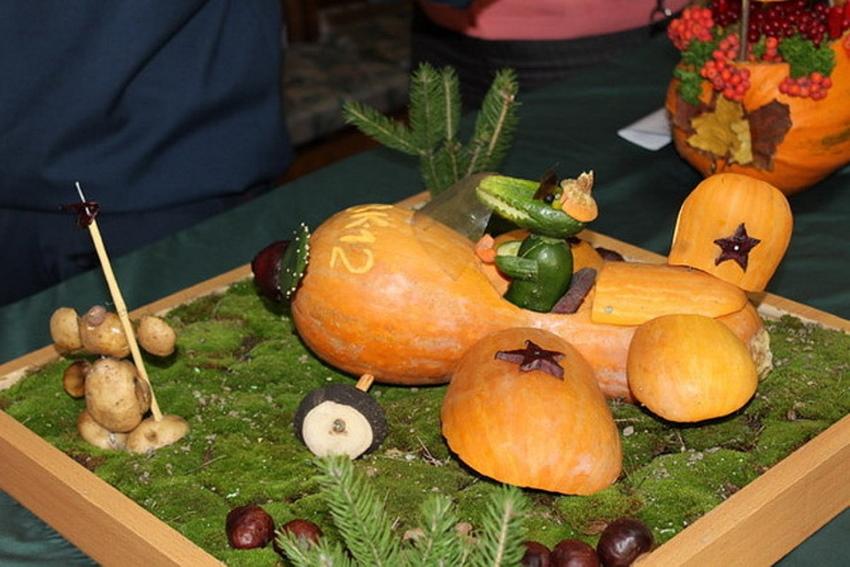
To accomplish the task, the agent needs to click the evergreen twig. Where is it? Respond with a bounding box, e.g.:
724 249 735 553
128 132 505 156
316 456 401 567
276 532 354 567
342 64 519 195
411 494 465 567
468 486 528 567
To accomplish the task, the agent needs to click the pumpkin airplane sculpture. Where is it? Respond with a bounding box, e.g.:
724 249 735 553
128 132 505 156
253 171 791 495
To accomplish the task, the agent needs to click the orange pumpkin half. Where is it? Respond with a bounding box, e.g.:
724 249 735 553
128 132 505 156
666 36 850 195
441 327 622 495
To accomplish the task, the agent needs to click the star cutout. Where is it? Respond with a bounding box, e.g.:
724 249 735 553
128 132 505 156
714 223 761 272
495 340 565 379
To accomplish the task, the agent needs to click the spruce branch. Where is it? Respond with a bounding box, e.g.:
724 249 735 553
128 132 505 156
340 64 518 196
316 456 401 567
410 63 447 150
342 101 420 155
466 69 519 176
468 486 528 567
412 494 465 567
276 531 353 567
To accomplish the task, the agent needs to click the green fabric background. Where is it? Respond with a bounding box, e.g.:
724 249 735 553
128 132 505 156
1 34 847 565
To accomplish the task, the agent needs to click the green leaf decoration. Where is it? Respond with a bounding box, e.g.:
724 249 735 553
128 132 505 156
778 35 835 78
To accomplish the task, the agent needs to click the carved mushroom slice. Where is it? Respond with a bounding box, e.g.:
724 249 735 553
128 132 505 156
77 410 128 451
293 376 387 459
126 414 190 454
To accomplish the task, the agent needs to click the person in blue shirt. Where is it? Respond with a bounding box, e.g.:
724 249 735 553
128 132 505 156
0 1 292 306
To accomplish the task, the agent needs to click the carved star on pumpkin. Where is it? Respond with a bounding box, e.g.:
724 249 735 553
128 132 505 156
714 223 761 271
495 340 565 379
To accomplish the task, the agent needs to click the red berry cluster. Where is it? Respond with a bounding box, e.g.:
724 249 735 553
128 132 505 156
700 34 751 102
711 0 837 45
668 6 714 50
751 36 781 63
827 4 850 40
779 71 833 100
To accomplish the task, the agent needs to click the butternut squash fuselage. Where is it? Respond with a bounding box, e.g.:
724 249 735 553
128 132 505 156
291 205 766 399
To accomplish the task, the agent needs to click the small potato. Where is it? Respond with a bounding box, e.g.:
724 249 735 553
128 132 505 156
62 360 91 398
49 307 82 352
85 358 148 432
77 410 128 451
79 306 130 358
137 315 177 357
127 415 189 454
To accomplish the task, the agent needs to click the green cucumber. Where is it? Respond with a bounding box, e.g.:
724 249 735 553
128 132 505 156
501 234 573 312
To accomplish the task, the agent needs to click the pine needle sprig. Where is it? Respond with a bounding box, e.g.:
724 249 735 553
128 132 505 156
275 531 354 567
466 69 520 176
316 456 401 567
411 494 465 567
342 101 420 156
410 63 448 150
342 64 519 195
468 486 528 567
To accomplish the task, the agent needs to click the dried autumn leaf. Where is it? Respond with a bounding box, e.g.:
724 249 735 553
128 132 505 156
748 100 792 170
687 97 753 165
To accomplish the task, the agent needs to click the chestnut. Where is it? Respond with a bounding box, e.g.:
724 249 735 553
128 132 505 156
595 518 653 567
521 540 551 567
225 504 275 549
551 538 600 567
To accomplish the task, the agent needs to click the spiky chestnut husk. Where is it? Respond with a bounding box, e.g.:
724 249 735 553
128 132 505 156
251 223 311 302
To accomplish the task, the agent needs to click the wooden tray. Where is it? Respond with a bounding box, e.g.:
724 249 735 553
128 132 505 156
1 206 848 566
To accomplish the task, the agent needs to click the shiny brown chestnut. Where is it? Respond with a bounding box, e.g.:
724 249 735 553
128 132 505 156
225 504 275 549
521 540 551 567
595 517 653 567
273 518 323 558
551 538 600 567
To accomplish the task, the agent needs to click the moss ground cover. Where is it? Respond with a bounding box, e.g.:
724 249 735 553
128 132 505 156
1 281 848 566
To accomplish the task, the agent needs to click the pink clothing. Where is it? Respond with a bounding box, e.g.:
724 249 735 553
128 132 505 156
420 0 690 41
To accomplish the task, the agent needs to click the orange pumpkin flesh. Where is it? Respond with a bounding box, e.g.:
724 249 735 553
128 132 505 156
441 327 621 495
590 261 748 326
668 173 792 292
291 205 767 398
665 38 850 195
628 314 758 423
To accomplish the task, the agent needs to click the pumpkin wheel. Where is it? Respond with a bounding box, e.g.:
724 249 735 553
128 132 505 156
668 173 792 292
627 314 758 423
558 171 597 222
441 327 622 495
293 376 387 459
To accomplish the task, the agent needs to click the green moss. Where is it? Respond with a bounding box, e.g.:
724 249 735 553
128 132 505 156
2 290 848 566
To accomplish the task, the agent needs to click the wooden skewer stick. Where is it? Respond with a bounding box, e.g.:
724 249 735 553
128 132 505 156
355 373 375 392
75 182 163 422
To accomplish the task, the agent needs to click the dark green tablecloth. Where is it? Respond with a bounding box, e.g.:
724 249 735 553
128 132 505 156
1 34 847 566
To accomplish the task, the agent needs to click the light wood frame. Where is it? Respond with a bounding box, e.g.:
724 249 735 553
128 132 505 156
1 197 848 566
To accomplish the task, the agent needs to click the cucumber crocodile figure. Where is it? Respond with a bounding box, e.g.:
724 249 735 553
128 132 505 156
475 171 598 312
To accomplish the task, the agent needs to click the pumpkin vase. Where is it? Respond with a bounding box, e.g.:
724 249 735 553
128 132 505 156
665 4 850 195
440 327 622 495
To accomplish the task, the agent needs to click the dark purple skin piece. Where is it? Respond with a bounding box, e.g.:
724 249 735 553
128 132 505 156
62 200 100 227
714 222 760 272
551 268 597 314
495 340 565 379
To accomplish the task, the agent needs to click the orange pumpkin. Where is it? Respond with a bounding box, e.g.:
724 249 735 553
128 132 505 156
290 204 768 399
441 327 621 495
668 173 792 292
666 36 850 195
627 314 758 422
